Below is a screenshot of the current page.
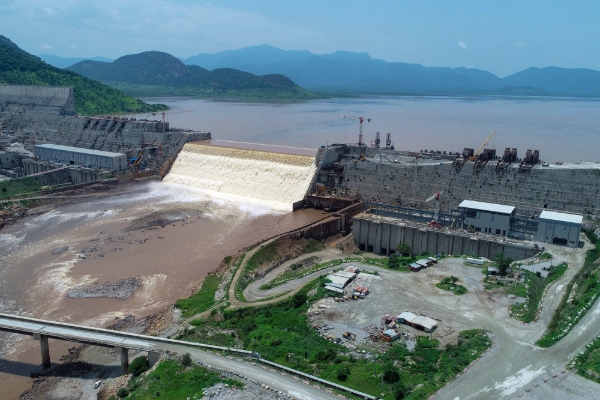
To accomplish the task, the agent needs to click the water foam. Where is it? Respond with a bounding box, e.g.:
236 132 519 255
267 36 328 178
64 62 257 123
163 144 317 210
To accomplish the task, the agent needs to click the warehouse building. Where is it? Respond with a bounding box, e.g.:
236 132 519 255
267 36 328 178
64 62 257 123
33 144 127 172
535 211 583 247
459 200 515 236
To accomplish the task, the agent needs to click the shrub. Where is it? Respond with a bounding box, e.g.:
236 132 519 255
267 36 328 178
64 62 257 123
292 292 307 308
336 365 350 381
129 355 149 376
383 362 400 383
396 242 411 256
388 253 400 269
117 388 129 398
181 353 192 367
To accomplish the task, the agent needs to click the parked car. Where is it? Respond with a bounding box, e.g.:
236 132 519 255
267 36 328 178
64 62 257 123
94 381 102 389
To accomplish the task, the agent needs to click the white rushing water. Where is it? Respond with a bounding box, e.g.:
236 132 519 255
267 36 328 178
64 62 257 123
163 144 317 209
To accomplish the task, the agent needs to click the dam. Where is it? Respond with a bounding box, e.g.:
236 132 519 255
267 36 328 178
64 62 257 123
163 143 316 208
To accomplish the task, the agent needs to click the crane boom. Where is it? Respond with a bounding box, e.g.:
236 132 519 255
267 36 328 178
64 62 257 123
470 130 496 161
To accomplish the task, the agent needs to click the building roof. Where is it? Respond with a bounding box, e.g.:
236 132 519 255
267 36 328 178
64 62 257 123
35 144 125 157
411 315 438 330
416 259 431 266
334 271 356 279
458 200 515 215
409 263 421 269
539 210 583 225
397 311 417 322
324 285 344 294
325 275 350 287
382 329 398 337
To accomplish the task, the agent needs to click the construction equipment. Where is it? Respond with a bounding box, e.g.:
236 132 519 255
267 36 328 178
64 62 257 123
342 332 356 341
153 110 195 125
385 133 393 149
372 132 381 148
469 130 496 161
425 190 445 228
130 149 144 171
340 115 371 146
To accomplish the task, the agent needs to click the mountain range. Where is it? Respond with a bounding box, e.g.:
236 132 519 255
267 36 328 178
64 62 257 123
180 45 600 96
67 51 315 99
0 35 164 115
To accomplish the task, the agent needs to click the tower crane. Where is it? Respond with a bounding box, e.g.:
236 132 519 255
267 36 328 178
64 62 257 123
340 115 371 146
152 110 195 124
469 130 496 161
425 190 445 228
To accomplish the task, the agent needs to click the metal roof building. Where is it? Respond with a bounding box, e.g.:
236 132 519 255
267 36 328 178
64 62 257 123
33 144 127 172
458 200 515 215
325 275 351 289
459 200 515 236
535 210 583 248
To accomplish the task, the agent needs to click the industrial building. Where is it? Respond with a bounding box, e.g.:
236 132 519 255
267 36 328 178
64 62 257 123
397 311 438 333
459 200 515 236
33 144 127 172
535 211 583 247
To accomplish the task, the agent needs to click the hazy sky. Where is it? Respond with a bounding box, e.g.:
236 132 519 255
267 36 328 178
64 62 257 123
2 0 599 77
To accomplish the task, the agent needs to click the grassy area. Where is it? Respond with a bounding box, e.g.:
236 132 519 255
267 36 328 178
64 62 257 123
174 274 222 318
570 335 600 383
508 263 568 323
182 277 492 398
0 177 42 199
537 230 600 348
117 359 243 400
538 252 553 260
435 282 468 295
236 238 325 298
259 259 345 291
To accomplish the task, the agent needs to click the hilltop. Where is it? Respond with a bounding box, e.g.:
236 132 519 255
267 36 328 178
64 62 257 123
182 44 600 97
0 35 165 115
68 51 316 99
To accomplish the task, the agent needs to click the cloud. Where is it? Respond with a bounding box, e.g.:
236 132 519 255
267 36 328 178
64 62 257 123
513 42 526 47
43 6 55 16
457 41 467 50
39 44 53 50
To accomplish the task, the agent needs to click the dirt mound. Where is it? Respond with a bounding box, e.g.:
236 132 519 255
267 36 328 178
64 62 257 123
125 209 203 231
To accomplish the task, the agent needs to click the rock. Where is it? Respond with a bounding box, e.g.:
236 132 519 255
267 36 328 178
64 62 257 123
52 246 69 254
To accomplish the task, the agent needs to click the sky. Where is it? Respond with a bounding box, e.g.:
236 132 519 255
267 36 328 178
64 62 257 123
1 0 599 77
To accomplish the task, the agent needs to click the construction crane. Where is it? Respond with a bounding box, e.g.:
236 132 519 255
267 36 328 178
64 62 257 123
152 110 195 124
340 115 371 146
469 130 496 161
425 190 445 228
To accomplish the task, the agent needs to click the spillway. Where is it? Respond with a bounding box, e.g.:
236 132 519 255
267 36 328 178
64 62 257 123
163 143 317 208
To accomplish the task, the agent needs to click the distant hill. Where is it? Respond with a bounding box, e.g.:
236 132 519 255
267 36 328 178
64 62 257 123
0 35 165 115
182 45 600 97
39 54 114 69
68 51 316 99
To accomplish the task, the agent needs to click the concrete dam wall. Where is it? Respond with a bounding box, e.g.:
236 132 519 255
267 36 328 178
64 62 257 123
332 156 600 218
163 143 317 208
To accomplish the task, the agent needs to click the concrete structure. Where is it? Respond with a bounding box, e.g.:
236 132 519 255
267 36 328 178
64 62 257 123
0 85 75 116
535 210 583 247
34 143 127 172
353 212 537 261
459 200 515 236
315 144 600 219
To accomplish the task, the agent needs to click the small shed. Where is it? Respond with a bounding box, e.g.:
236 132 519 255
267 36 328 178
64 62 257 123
334 271 357 279
325 275 351 289
409 263 422 272
416 259 432 268
411 316 438 333
427 257 438 264
324 285 345 294
344 266 360 273
397 311 417 324
487 266 498 275
380 329 400 342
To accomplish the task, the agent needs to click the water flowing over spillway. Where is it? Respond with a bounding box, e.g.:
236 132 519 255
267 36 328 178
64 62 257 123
163 143 317 208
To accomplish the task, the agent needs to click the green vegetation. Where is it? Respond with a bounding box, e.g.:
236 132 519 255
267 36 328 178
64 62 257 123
493 253 513 276
436 276 468 295
181 277 491 398
128 356 150 376
537 230 600 347
124 359 243 400
0 177 42 199
396 242 412 257
0 35 166 115
174 274 221 318
236 238 325 298
538 252 553 260
571 335 600 383
67 51 318 100
259 258 344 291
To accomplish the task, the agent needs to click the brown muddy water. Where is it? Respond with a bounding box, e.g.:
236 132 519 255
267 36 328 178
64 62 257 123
0 182 323 398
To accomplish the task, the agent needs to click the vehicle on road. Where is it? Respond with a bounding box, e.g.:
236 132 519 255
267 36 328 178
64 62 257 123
94 381 102 389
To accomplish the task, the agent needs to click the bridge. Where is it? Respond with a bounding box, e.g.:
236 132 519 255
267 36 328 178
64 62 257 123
0 313 377 400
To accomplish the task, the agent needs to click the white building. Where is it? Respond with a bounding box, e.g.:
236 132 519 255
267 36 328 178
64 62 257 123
535 211 582 248
459 200 515 236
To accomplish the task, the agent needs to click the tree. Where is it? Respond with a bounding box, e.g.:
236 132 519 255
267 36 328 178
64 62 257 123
383 361 400 383
181 352 192 367
292 292 307 308
441 277 451 285
493 253 513 276
450 276 459 284
336 365 350 381
393 381 408 399
396 243 411 257
388 253 401 269
128 355 149 376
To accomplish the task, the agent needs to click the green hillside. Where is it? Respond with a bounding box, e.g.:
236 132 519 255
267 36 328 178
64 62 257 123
68 51 318 99
0 35 166 115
